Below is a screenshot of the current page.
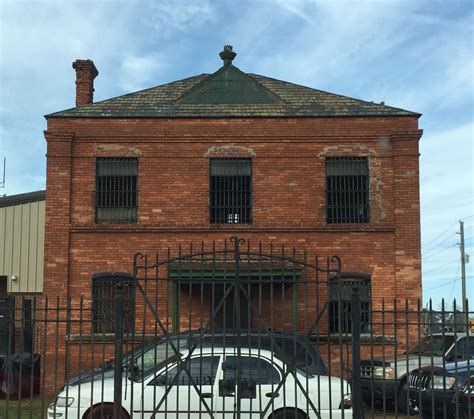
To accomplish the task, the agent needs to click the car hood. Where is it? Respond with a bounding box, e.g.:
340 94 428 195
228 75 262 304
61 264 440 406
58 376 132 402
65 365 117 386
417 360 473 377
362 355 445 379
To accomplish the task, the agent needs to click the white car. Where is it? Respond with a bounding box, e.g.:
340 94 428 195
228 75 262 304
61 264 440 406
48 347 352 418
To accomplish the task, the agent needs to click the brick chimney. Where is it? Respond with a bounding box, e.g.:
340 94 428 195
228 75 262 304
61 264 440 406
72 59 99 106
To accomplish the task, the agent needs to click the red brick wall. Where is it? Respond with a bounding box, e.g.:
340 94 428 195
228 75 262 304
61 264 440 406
44 116 422 297
41 116 422 394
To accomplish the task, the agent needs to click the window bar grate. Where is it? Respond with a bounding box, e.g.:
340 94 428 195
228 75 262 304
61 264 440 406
210 158 252 224
96 157 138 223
326 157 369 224
92 276 134 333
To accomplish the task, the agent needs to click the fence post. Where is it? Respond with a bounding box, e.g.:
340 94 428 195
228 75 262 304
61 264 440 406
351 286 363 419
114 281 124 418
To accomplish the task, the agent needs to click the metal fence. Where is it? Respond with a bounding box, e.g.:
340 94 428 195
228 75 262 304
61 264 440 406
0 239 472 418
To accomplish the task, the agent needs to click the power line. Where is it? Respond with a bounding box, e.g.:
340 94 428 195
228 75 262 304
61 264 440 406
422 217 473 254
423 244 457 260
424 278 458 293
422 222 458 250
423 258 458 274
424 277 459 292
423 238 456 257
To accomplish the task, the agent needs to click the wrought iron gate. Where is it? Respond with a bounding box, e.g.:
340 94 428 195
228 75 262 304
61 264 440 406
107 236 354 419
3 245 473 418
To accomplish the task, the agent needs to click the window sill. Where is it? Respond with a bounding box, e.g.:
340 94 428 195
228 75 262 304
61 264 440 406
70 224 396 233
66 334 159 343
309 333 395 344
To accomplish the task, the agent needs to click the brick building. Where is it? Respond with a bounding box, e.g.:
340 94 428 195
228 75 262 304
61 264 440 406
42 47 422 386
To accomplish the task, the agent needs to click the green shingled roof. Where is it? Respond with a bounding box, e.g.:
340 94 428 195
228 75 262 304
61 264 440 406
46 63 420 118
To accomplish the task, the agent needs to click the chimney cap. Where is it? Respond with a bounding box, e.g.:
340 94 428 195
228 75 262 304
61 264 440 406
72 59 99 78
219 45 236 66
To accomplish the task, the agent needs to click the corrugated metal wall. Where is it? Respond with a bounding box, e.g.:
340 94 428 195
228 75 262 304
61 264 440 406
0 200 45 293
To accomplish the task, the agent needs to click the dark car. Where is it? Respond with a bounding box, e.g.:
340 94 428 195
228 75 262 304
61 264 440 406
454 375 474 419
360 333 474 412
65 329 327 386
407 360 472 418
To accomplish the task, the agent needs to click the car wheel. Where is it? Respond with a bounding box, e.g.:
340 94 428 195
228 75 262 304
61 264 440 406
270 408 307 419
83 403 129 419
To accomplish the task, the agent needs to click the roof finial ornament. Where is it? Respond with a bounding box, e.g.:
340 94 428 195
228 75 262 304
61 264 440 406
219 45 236 66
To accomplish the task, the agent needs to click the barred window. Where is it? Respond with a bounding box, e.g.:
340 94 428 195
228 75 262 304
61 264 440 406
92 274 134 334
329 274 371 334
210 159 252 224
96 158 138 223
326 157 369 224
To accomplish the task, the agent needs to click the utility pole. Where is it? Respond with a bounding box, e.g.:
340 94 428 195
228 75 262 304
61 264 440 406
460 221 467 313
0 157 5 190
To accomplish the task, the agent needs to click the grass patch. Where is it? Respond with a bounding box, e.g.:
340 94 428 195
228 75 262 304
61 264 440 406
0 397 52 418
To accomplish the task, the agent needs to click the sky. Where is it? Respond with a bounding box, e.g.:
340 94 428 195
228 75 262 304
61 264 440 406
0 0 473 305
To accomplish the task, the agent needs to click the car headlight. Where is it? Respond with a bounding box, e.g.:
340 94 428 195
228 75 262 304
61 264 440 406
339 392 352 409
430 376 456 390
462 380 474 394
463 384 474 394
55 396 75 407
373 366 395 379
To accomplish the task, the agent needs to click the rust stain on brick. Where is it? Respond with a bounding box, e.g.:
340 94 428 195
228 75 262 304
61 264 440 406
204 144 256 157
395 171 416 183
96 144 142 155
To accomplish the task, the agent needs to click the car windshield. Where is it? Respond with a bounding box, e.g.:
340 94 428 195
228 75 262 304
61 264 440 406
407 336 456 356
128 337 189 376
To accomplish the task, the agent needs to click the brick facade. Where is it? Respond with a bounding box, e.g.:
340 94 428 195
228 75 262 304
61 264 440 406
44 116 422 300
41 58 423 394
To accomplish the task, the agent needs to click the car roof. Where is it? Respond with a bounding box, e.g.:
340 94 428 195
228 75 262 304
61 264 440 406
178 347 281 359
165 330 308 339
428 333 468 338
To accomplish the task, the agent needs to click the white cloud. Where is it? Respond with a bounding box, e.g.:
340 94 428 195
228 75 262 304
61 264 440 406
149 0 215 33
274 0 315 25
0 0 472 305
420 122 474 227
420 122 474 302
119 54 166 93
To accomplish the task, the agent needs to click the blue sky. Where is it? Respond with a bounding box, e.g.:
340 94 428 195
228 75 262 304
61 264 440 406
0 0 472 305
